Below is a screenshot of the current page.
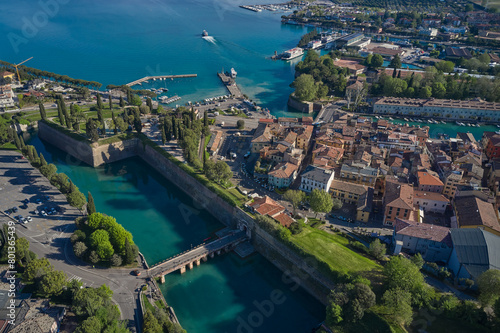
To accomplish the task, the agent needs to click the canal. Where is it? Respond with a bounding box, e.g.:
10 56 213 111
28 135 325 333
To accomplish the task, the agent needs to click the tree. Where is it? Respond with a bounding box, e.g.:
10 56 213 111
40 164 57 179
39 153 47 167
292 74 318 101
383 288 413 326
39 102 46 120
109 96 113 110
390 54 402 69
325 302 343 327
329 283 376 324
74 242 87 258
87 192 96 215
465 3 473 11
478 269 500 306
39 270 67 297
283 190 306 216
143 309 162 333
411 253 424 269
124 238 136 264
236 120 245 129
419 86 432 98
89 251 100 264
139 105 150 114
110 254 122 267
331 198 342 211
97 93 103 110
146 97 153 110
161 126 166 144
369 239 386 260
384 256 425 298
309 189 334 218
432 82 446 98
131 94 142 106
119 96 125 108
75 316 102 333
67 189 86 210
134 118 143 134
371 54 384 68
15 238 29 263
57 100 66 126
24 258 53 283
90 230 114 259
435 61 455 73
86 118 99 142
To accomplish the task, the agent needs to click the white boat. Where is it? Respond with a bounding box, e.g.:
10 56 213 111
441 120 446 124
404 118 409 121
281 47 304 60
202 30 208 37
230 68 237 78
388 117 394 120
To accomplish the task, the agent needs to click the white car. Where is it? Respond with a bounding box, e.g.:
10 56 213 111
26 216 32 222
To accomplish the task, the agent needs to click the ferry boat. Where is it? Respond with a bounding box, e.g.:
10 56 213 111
202 30 208 37
281 47 304 60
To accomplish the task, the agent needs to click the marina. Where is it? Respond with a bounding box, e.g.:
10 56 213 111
126 74 197 87
159 95 181 104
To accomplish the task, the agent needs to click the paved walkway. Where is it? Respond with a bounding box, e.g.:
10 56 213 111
424 276 476 301
0 151 144 332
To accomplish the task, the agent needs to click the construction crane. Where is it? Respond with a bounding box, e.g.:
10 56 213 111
13 57 33 83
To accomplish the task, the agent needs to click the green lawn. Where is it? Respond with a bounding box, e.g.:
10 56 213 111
427 317 492 333
142 294 155 313
291 227 381 275
0 142 19 151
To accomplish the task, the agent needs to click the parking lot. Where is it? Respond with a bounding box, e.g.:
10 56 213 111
0 151 81 244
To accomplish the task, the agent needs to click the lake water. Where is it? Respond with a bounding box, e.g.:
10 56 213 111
28 135 324 333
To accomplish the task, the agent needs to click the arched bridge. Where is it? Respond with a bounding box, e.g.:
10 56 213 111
148 230 247 282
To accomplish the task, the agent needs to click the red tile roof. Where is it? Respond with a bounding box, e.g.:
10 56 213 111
274 213 295 228
418 171 444 186
249 196 285 217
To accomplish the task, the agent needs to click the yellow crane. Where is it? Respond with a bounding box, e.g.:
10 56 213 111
13 57 33 83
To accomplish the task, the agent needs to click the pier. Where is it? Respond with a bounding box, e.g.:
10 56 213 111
217 71 243 98
148 230 247 281
126 74 197 87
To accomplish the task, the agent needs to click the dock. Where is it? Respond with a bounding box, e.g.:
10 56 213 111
126 74 197 87
217 71 243 98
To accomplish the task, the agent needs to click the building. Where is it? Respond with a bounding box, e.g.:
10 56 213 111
442 170 463 198
393 218 452 262
373 97 500 121
207 131 223 156
0 71 15 80
447 228 500 281
383 179 416 226
339 164 379 186
356 187 374 223
0 84 14 109
333 60 366 75
331 180 368 204
454 196 500 236
417 171 444 193
414 191 449 214
268 162 298 188
248 196 295 227
368 47 405 59
299 165 335 193
251 123 275 153
419 28 438 37
335 33 365 48
484 134 500 160
295 125 314 150
445 47 472 59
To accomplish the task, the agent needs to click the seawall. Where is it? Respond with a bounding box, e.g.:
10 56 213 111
37 122 331 304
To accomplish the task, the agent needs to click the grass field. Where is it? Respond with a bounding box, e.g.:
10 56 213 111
291 227 381 275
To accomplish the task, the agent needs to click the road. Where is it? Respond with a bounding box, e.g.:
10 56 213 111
0 151 144 332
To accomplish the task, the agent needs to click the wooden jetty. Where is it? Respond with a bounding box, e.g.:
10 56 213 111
126 74 197 87
217 72 243 98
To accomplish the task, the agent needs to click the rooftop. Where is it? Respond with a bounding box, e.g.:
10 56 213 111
249 196 285 217
331 179 368 196
418 171 444 187
301 165 334 184
414 190 449 203
395 218 452 247
375 97 500 111
384 179 414 210
455 196 500 233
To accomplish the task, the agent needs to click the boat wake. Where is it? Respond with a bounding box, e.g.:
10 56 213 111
202 36 216 44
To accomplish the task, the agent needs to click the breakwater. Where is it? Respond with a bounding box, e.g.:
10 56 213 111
37 121 330 304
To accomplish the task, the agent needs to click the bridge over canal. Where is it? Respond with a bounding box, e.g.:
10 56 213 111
148 230 247 282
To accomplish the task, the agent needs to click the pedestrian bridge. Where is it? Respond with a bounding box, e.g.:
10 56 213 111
148 230 247 281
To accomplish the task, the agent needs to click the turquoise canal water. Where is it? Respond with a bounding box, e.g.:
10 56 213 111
1 0 315 118
28 135 325 332
376 117 497 141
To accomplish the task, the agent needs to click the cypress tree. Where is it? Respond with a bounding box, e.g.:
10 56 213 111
68 180 77 194
97 108 103 123
97 93 103 110
109 96 113 110
57 101 65 126
119 96 125 108
31 145 38 160
204 110 208 127
203 149 206 169
112 111 118 135
124 238 135 264
161 126 166 144
392 68 397 78
13 130 21 150
172 117 177 139
27 145 34 161
40 153 47 167
39 102 47 121
87 192 96 215
146 97 153 110
397 70 401 79
63 106 71 129
126 90 132 105
70 103 76 116
101 118 106 136
19 136 26 149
